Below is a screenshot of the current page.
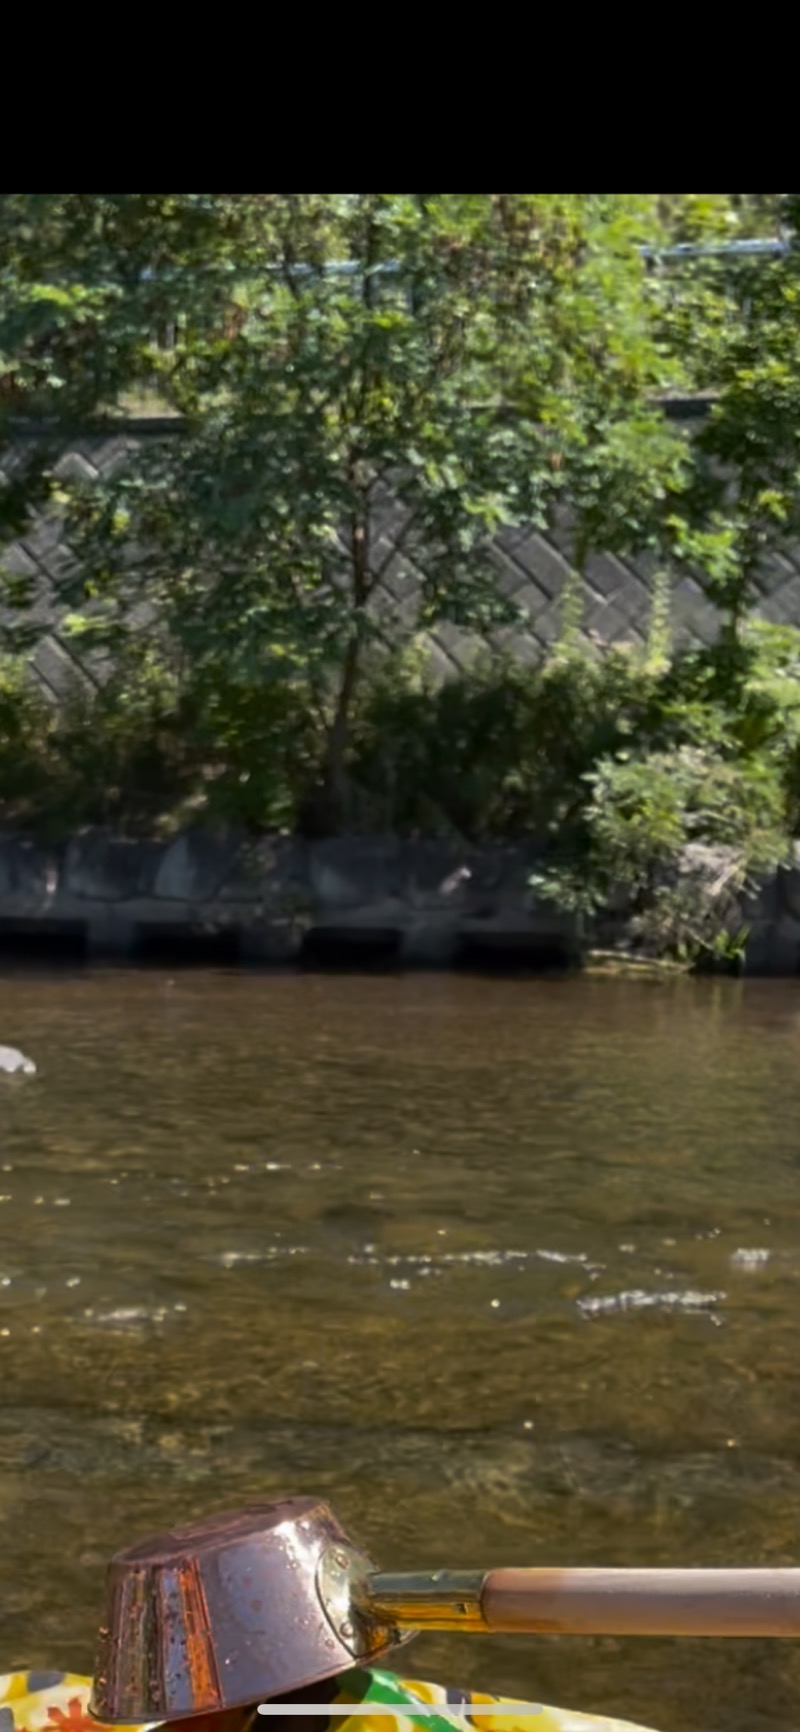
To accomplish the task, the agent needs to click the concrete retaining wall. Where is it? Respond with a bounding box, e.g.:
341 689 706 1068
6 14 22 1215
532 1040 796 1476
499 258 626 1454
0 829 798 972
0 831 576 969
8 414 800 707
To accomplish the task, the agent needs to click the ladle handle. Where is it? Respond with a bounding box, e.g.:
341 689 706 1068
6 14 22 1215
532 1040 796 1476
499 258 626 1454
480 1568 800 1637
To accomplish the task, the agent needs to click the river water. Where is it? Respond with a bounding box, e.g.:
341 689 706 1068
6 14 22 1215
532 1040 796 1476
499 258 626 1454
1 971 800 1732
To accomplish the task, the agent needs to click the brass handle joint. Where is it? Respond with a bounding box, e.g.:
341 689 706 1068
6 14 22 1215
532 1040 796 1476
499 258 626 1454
364 1571 487 1631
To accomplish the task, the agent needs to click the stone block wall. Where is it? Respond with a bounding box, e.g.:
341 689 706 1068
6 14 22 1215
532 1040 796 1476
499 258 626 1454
0 829 796 972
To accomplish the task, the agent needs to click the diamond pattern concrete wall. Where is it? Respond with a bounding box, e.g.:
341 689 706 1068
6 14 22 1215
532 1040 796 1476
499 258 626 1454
4 420 800 699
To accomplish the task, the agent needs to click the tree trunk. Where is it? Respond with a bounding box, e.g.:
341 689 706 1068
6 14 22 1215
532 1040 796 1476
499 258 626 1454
307 509 370 835
321 632 361 828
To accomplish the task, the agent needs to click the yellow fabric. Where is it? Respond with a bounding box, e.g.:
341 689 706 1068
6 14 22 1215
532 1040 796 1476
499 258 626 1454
0 1670 659 1732
0 1674 143 1732
382 1671 657 1732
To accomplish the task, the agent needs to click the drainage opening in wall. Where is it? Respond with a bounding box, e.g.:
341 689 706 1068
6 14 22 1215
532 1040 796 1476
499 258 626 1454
0 919 88 964
454 931 574 974
301 926 403 971
134 925 242 967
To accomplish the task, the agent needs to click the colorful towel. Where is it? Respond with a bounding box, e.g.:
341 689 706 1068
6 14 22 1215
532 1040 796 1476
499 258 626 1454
0 1667 659 1732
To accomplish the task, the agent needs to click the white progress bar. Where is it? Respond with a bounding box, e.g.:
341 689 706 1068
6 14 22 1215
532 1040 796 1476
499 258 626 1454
257 1708 543 1717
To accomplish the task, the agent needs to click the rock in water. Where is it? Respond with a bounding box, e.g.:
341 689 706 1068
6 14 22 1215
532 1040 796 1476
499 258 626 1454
0 1045 36 1075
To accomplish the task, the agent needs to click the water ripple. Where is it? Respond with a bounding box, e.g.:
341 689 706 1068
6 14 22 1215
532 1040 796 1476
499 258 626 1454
577 1288 727 1320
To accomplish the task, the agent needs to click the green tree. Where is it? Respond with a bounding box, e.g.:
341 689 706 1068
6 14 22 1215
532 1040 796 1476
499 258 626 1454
0 193 690 826
0 193 234 555
642 197 800 644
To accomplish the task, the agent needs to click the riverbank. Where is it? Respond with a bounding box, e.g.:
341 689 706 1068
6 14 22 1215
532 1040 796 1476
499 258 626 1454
0 829 798 973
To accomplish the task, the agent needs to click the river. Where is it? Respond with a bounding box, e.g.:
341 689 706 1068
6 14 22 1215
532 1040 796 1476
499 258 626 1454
1 971 799 1732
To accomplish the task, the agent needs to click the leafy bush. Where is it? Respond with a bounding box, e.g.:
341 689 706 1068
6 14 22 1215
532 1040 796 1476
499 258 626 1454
0 617 799 970
529 623 800 961
0 656 61 818
346 644 666 840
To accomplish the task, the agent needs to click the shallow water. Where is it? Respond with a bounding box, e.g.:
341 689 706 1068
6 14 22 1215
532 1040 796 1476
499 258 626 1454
1 971 800 1732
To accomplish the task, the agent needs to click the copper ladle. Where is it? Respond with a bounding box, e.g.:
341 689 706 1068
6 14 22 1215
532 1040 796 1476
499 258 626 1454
91 1497 800 1725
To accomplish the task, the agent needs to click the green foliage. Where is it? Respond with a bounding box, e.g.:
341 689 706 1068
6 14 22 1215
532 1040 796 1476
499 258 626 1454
530 621 800 961
1 193 692 823
0 645 324 839
2 192 800 967
0 652 196 835
0 657 60 815
643 208 800 631
346 643 652 841
0 617 797 973
179 658 321 832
